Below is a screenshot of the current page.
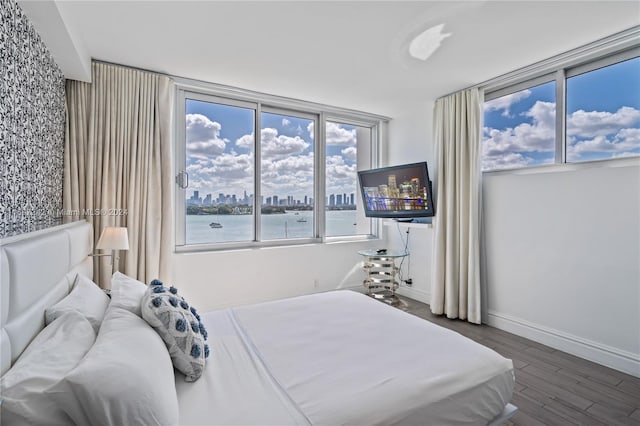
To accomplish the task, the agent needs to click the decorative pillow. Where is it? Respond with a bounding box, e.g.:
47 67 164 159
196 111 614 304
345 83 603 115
45 273 110 332
141 279 210 382
45 306 179 426
0 311 96 425
109 271 147 317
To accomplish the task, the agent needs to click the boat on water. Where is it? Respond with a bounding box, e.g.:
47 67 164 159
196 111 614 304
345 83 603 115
296 218 307 223
209 222 223 228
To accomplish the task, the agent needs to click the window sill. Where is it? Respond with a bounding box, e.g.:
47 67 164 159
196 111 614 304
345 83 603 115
174 234 380 254
482 156 640 176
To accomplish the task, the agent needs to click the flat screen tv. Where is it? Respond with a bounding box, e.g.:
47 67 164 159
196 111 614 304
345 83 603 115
358 162 435 220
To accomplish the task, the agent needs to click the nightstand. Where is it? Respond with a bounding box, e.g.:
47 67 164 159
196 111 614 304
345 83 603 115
358 249 407 305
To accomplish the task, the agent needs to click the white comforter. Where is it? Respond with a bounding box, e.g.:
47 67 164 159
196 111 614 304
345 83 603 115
176 291 514 425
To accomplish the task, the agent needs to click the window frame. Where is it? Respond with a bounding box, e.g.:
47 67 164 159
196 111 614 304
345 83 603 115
174 81 386 252
482 34 640 173
324 115 380 241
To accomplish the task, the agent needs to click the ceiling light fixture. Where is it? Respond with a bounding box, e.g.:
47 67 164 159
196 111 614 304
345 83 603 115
409 23 451 61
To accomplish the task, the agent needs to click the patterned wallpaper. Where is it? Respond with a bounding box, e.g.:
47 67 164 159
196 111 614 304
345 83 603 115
0 0 66 238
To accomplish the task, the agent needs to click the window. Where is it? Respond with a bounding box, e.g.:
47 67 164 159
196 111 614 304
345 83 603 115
482 46 640 172
184 98 255 245
175 88 382 250
325 121 373 237
483 80 556 171
566 56 640 162
260 111 315 240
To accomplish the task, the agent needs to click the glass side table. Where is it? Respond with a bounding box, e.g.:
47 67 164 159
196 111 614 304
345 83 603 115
358 249 408 305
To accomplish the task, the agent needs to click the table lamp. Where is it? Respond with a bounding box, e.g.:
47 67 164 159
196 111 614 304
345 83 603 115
96 226 130 274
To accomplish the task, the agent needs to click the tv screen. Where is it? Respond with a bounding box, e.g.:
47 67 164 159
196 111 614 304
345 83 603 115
357 162 435 219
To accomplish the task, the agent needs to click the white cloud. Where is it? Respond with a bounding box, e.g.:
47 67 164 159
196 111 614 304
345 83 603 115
326 155 357 194
186 114 226 159
282 118 291 127
567 106 640 138
567 127 640 161
307 122 314 140
485 90 531 117
483 101 640 168
186 153 254 196
236 133 254 150
326 122 357 146
261 128 310 159
482 100 556 170
481 152 532 171
341 146 357 161
261 153 315 196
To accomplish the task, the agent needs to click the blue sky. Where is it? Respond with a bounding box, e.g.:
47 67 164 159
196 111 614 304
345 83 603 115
184 100 358 202
483 56 640 170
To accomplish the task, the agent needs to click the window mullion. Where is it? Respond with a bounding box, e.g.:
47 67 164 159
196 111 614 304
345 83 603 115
175 89 187 246
555 69 566 164
317 113 326 241
254 104 262 242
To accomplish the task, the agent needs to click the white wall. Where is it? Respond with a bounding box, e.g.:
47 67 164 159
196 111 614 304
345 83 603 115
172 239 379 311
385 221 434 304
383 101 436 304
483 161 640 376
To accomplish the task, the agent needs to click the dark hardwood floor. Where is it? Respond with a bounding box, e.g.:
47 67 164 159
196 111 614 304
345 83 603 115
398 296 640 426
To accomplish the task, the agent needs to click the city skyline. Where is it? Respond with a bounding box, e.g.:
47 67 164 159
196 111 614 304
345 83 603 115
186 190 355 207
184 99 360 204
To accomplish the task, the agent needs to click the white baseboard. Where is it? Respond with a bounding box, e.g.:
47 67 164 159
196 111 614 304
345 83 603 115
396 286 430 305
487 310 640 378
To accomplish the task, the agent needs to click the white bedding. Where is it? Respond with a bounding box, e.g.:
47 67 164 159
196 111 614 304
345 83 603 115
176 291 514 426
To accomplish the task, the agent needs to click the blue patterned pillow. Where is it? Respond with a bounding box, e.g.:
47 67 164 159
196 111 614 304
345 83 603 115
141 280 210 382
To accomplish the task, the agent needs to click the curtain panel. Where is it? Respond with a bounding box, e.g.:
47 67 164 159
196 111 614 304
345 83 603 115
64 62 174 287
430 87 483 324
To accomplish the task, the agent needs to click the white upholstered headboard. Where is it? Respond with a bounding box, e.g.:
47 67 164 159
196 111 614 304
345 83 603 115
0 221 93 375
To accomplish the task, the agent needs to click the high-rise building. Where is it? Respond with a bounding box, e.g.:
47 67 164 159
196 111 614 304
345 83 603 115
410 178 420 196
388 175 400 198
350 193 354 205
337 194 343 205
273 195 278 206
187 190 202 205
329 194 335 206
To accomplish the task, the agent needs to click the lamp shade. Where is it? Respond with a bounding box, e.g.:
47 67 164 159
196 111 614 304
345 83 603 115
96 227 130 250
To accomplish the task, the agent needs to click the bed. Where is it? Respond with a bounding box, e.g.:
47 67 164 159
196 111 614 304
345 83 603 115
1 222 517 425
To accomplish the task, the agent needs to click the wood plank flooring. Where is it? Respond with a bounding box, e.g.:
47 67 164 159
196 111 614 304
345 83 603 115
397 296 640 426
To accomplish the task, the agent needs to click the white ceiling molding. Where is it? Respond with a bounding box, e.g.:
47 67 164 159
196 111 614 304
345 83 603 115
18 0 91 82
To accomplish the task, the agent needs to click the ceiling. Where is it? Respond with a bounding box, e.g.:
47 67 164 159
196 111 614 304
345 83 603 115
22 1 640 117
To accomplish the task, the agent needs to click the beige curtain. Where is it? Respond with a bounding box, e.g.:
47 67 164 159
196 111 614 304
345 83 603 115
64 62 174 287
430 87 483 324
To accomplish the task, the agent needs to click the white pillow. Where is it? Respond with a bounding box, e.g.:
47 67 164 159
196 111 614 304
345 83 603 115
45 306 179 426
109 271 147 317
141 280 210 382
0 311 96 425
45 273 110 332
